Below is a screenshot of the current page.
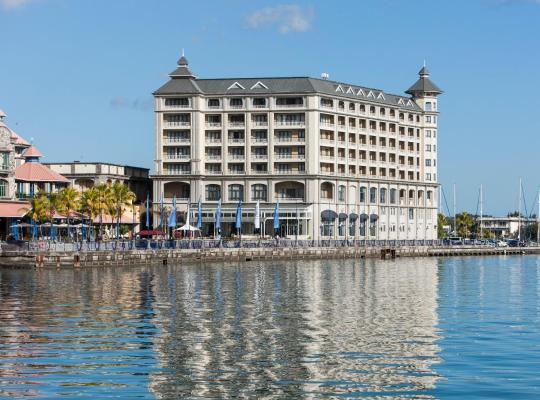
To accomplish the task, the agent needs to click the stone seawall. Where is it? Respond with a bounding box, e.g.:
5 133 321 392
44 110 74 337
1 246 539 269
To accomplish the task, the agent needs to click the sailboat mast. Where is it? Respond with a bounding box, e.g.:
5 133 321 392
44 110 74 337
453 183 457 236
518 178 522 242
537 187 539 244
480 184 483 239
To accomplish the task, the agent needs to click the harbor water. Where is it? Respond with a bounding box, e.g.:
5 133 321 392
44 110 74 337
1 256 539 398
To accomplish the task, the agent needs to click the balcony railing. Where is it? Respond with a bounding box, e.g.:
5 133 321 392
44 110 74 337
274 120 305 127
165 138 190 144
228 121 245 127
205 122 222 128
205 138 222 144
251 154 268 160
252 121 268 126
165 154 190 160
228 138 245 144
165 170 192 175
164 121 191 127
205 170 223 175
251 137 268 143
206 155 222 160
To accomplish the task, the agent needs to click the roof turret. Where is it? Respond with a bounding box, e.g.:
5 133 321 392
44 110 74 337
169 51 196 78
405 65 442 97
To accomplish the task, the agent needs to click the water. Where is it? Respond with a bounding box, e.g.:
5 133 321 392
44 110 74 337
0 256 539 399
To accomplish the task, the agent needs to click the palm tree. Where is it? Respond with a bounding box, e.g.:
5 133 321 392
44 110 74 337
57 187 80 240
95 183 112 238
110 181 136 238
456 211 474 238
81 187 100 237
20 191 50 239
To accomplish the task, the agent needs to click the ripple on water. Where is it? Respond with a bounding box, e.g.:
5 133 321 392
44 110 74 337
0 256 540 398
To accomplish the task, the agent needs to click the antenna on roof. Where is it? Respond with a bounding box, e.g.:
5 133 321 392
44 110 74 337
321 72 329 80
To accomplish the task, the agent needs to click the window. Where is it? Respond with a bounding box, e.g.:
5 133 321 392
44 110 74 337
251 184 267 201
425 102 432 111
205 184 221 201
228 184 244 201
426 159 431 167
433 145 437 152
409 208 414 220
0 152 9 170
390 188 397 204
369 187 377 203
0 180 6 197
207 98 220 108
426 116 432 123
359 187 367 203
380 188 387 203
426 130 431 138
426 144 431 152
433 159 437 167
230 98 243 108
433 130 437 138
338 185 346 202
427 190 433 200
426 173 432 181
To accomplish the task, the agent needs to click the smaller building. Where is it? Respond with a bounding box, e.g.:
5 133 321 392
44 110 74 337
480 216 535 238
15 146 70 198
44 161 151 204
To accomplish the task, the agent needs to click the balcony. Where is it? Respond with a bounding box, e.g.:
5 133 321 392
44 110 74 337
251 154 268 161
252 120 268 127
205 155 222 161
275 196 305 202
251 169 269 174
165 170 192 175
252 137 268 144
205 122 222 128
275 154 306 160
274 120 305 127
165 154 190 161
164 121 191 128
228 138 245 145
228 121 245 128
205 169 223 175
205 138 222 145
275 136 305 143
320 122 335 129
164 138 190 145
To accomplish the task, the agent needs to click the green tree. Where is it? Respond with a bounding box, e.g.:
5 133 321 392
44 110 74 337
95 183 113 237
20 191 50 238
57 186 80 238
437 213 449 238
110 181 136 238
81 187 101 234
456 211 475 238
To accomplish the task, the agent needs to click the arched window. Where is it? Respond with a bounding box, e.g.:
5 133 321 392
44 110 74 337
369 187 377 203
338 185 346 202
408 189 415 200
205 184 221 201
228 184 244 201
251 184 267 201
380 188 387 204
320 182 334 200
425 101 432 111
359 186 367 203
390 188 397 204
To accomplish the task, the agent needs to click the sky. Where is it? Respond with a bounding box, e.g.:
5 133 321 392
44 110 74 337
1 0 540 215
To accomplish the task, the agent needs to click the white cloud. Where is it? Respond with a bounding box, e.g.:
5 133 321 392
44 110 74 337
1 0 38 10
246 4 314 34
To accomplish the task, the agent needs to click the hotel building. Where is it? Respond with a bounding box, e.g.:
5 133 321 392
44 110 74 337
152 55 442 240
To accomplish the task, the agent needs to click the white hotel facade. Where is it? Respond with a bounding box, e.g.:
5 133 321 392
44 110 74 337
152 55 442 240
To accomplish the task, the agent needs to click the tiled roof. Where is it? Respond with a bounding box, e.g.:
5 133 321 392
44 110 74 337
15 162 70 183
0 200 30 218
23 145 43 158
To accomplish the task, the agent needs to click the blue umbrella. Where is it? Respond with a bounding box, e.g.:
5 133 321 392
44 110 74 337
10 222 19 240
273 202 280 231
145 193 150 229
235 201 242 232
215 199 222 234
168 196 177 228
196 197 202 229
31 220 38 238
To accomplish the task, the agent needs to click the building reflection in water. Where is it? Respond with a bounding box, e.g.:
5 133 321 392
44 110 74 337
148 258 442 398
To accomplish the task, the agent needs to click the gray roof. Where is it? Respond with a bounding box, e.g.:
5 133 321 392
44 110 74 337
406 67 443 95
155 75 423 110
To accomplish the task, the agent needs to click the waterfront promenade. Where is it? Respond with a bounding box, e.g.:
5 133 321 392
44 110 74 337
1 239 539 268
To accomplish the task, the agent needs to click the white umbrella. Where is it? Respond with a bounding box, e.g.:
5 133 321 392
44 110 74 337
254 200 260 230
